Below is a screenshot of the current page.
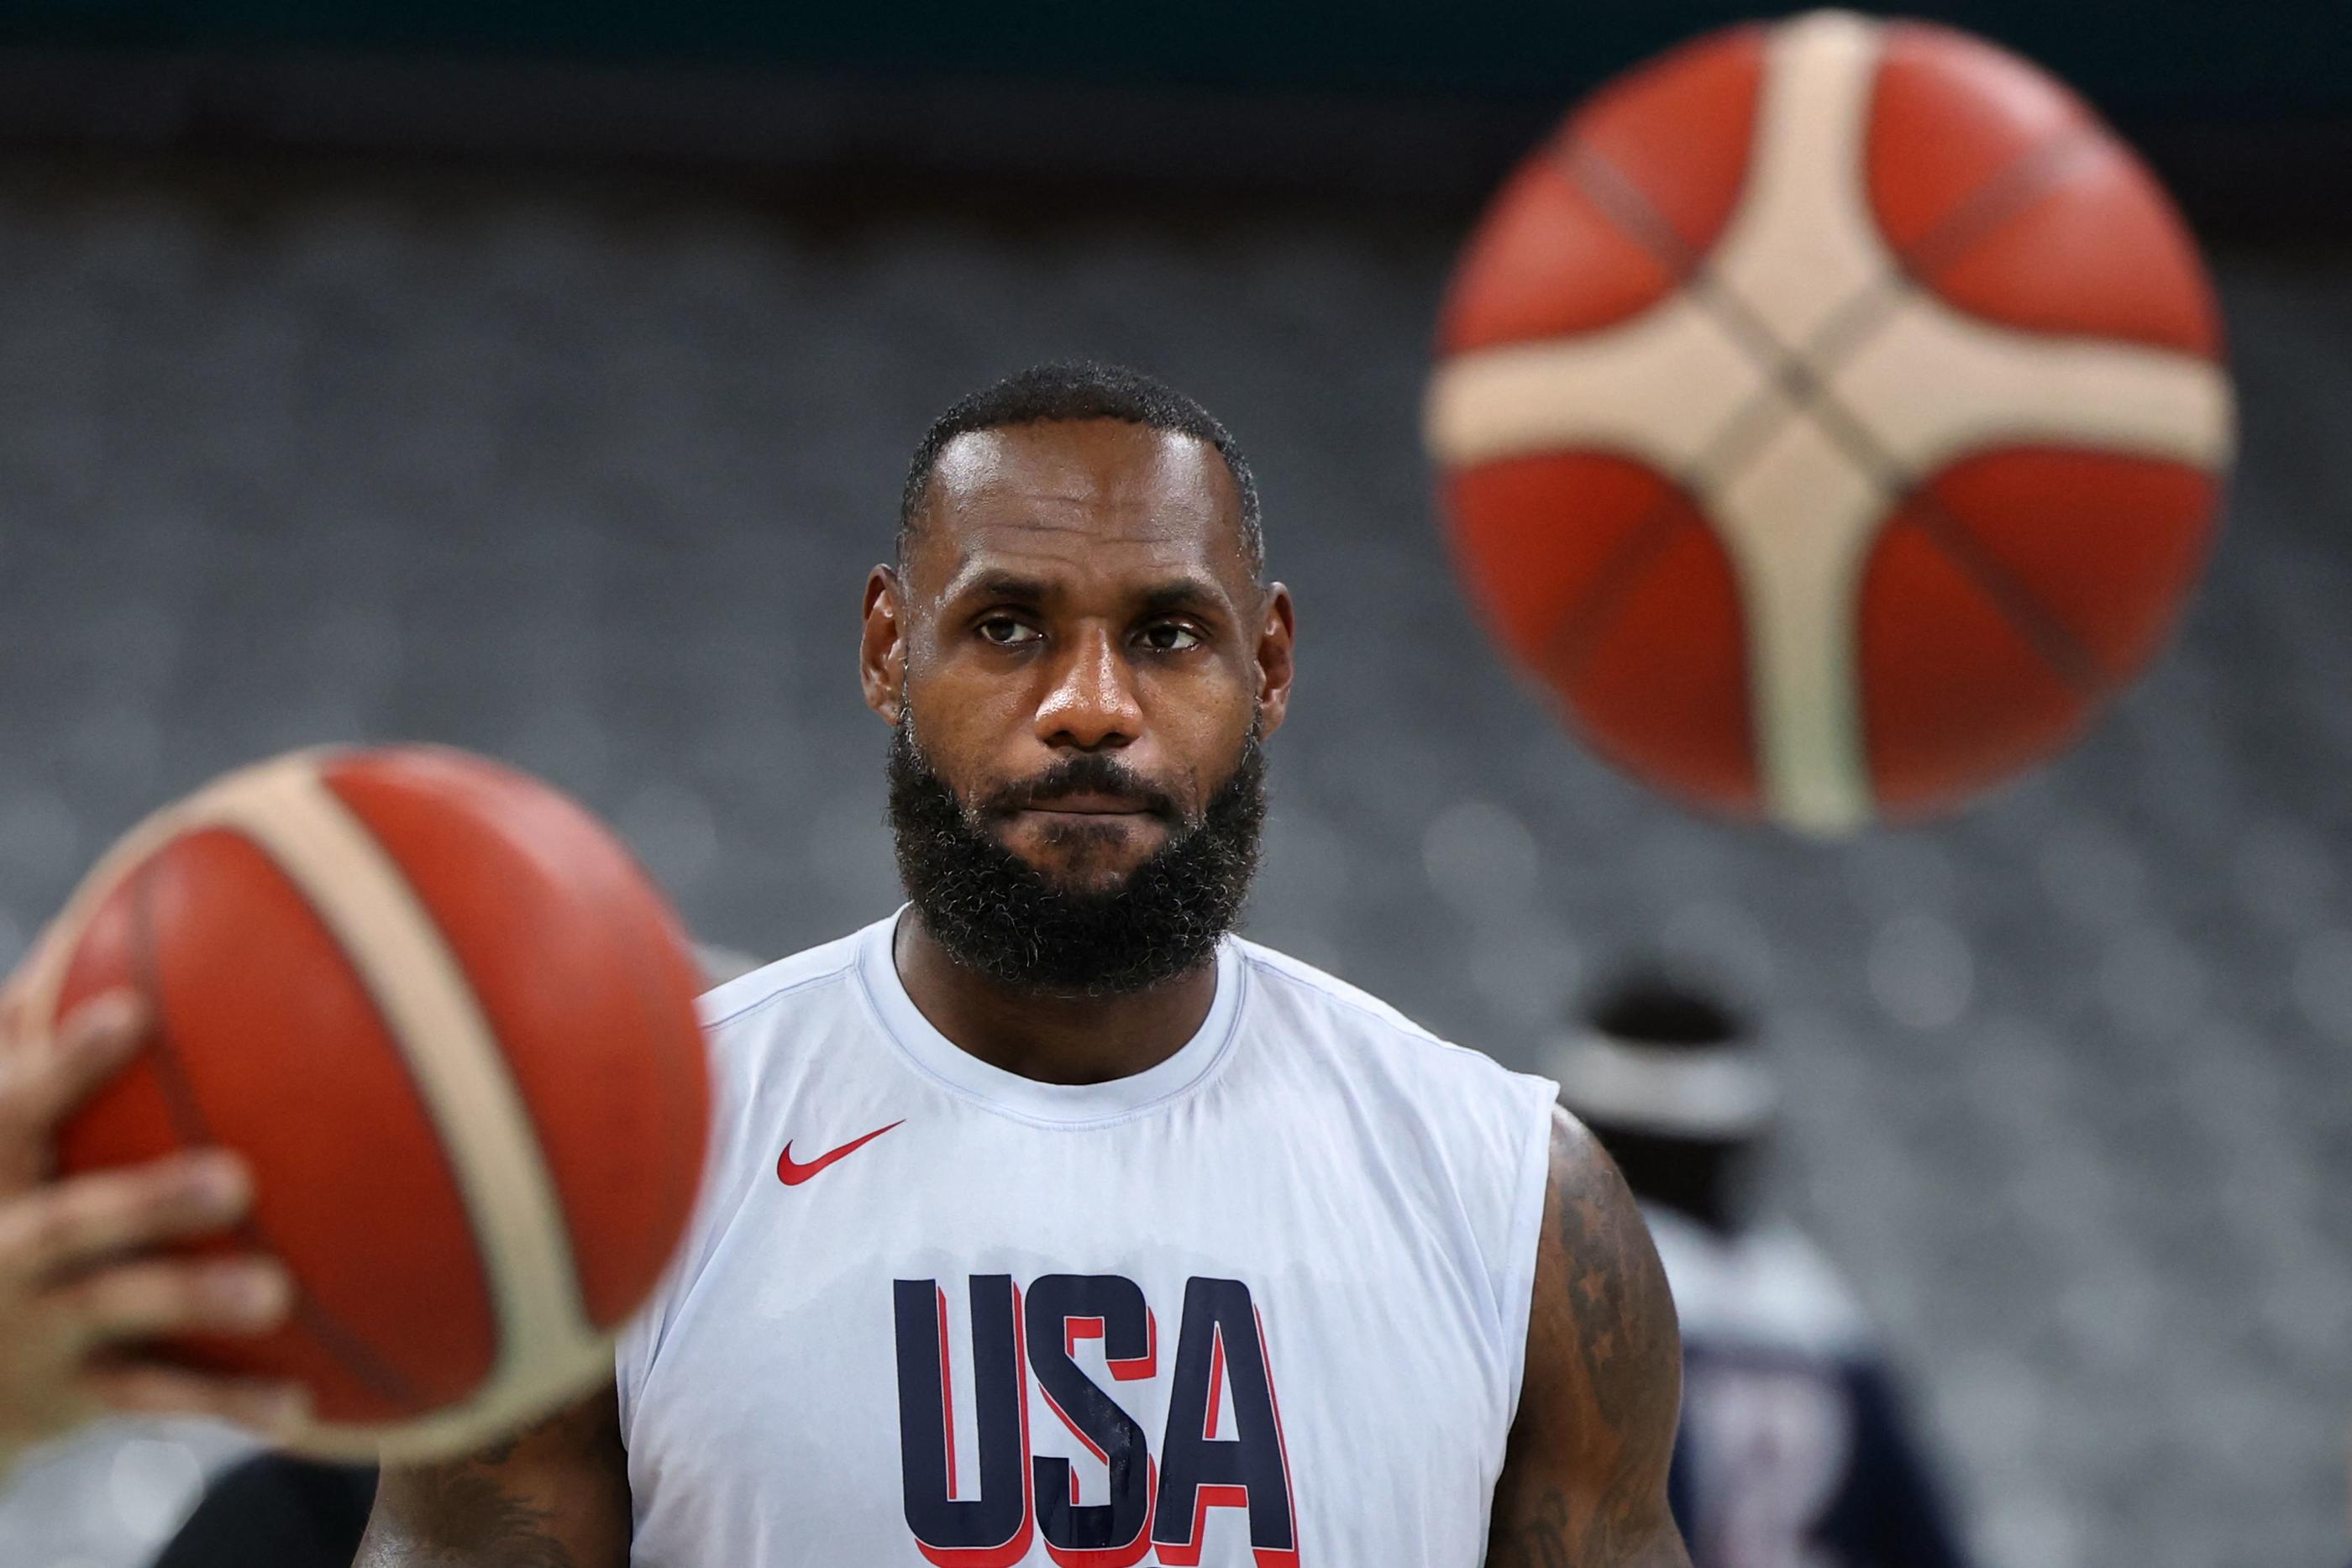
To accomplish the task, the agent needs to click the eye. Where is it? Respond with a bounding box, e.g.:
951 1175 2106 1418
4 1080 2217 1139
1138 621 1205 653
978 616 1042 648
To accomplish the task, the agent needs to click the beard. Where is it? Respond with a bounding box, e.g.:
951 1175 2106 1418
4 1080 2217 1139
886 718 1267 999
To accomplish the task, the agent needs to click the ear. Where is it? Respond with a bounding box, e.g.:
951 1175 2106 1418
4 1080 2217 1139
1253 583 1296 739
859 564 908 724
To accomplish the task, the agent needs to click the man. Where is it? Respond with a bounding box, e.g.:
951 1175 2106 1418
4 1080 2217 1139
354 361 1691 1566
1552 973 1968 1568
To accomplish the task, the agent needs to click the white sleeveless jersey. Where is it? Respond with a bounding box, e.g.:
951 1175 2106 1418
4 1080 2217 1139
617 912 1557 1567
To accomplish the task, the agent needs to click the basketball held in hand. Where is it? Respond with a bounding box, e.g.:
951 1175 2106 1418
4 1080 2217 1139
15 745 712 1460
1427 10 2234 834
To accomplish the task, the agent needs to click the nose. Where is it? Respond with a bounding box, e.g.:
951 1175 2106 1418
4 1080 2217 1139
1035 624 1142 752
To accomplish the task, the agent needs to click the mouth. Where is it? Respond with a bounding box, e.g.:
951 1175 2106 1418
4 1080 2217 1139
1016 791 1158 819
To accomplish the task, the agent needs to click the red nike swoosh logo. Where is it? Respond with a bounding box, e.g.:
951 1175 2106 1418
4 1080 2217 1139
777 1120 903 1186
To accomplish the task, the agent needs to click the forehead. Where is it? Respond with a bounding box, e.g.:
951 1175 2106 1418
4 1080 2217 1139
911 419 1249 593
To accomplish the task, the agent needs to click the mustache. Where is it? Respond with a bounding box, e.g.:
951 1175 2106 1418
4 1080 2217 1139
886 720 1268 999
977 753 1183 823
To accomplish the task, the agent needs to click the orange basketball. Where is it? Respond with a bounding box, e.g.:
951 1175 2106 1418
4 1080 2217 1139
18 745 711 1459
1425 10 2234 832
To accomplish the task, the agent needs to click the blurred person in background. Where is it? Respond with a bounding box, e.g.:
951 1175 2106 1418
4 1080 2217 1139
1552 973 1970 1568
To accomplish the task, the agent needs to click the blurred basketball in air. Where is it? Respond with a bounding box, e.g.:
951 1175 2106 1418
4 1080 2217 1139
1425 9 2234 834
20 745 712 1460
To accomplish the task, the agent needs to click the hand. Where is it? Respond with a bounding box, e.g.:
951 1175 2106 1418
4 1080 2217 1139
0 965 307 1471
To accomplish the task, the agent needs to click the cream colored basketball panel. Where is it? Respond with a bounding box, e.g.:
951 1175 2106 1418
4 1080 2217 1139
1706 10 1893 348
300 1329 618 1463
1710 422 1890 835
1834 296 2237 476
1695 12 1903 830
210 761 607 1457
1425 294 1766 472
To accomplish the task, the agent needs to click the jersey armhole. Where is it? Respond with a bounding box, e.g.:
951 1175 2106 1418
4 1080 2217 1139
612 1298 654 1451
1498 1077 1559 1428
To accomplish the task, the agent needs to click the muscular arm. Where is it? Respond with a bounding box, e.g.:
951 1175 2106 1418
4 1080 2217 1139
354 1378 630 1568
1486 1106 1690 1568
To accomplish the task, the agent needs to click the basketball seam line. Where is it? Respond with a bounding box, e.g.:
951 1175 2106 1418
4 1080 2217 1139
1893 123 2110 291
1540 131 1813 762
1786 123 2119 386
1550 128 1851 495
1739 109 2176 697
1554 113 2111 704
1738 412 2105 713
1798 398 2108 697
1539 485 1710 689
1552 134 1708 281
1552 132 1831 401
129 851 432 1413
1557 124 1851 462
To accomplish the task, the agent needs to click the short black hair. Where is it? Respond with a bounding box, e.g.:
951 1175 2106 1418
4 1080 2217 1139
897 361 1264 578
1584 974 1747 1048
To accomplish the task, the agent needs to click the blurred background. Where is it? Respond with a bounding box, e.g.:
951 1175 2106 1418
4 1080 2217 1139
0 3 2344 1566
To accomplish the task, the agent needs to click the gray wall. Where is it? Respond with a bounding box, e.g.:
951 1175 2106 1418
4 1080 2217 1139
0 163 2344 1566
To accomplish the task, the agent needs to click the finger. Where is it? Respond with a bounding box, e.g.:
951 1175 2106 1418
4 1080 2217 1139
0 927 54 1042
82 1362 311 1437
0 973 25 1046
52 1255 293 1349
0 1151 252 1279
0 992 148 1135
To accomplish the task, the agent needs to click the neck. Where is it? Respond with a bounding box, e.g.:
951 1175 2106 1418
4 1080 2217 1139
892 908 1221 1085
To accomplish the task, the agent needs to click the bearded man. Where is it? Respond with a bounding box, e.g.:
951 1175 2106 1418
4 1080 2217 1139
354 361 1691 1568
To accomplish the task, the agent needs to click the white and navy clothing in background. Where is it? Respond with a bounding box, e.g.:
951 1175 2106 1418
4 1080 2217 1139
1649 1206 1970 1568
618 911 1558 1567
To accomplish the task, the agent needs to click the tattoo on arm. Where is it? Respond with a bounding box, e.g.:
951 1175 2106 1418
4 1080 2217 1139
353 1391 627 1568
363 1451 580 1568
1487 1108 1688 1568
1559 1112 1681 1514
1487 1487 1578 1568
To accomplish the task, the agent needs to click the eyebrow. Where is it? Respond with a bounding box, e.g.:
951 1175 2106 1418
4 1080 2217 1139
1135 578 1229 617
945 569 1055 606
941 569 1233 618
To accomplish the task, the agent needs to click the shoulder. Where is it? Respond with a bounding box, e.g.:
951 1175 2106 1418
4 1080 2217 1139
1233 936 1552 1106
1525 1104 1684 1438
1233 938 1559 1323
696 923 873 1034
1231 935 1557 1194
1488 1107 1687 1563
